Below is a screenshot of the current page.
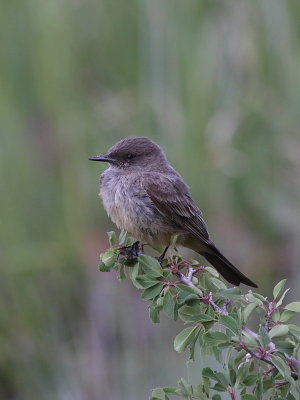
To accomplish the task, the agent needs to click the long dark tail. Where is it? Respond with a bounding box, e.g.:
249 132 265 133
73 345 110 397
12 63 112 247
201 247 257 288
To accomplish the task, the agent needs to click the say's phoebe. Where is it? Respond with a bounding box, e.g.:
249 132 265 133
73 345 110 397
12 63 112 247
89 137 257 287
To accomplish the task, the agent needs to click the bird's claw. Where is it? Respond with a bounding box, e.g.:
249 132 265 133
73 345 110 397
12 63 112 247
118 241 144 263
155 246 169 265
155 254 165 265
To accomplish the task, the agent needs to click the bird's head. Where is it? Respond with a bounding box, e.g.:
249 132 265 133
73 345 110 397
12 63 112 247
89 136 168 171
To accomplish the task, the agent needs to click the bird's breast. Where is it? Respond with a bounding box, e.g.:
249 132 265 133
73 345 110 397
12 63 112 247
100 172 153 242
99 170 176 245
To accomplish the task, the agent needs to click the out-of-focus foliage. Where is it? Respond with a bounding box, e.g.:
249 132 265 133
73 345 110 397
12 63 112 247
0 0 300 399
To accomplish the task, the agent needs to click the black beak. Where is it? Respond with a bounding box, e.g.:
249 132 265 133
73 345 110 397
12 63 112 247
88 153 114 163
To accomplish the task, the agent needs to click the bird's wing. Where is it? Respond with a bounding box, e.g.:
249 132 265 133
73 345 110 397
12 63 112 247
141 173 210 242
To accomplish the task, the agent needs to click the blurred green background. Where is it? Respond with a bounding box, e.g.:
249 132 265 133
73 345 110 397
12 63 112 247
1 0 300 399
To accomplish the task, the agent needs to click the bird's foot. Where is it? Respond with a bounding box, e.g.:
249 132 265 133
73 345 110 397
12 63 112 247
118 241 144 263
156 254 164 265
155 246 169 265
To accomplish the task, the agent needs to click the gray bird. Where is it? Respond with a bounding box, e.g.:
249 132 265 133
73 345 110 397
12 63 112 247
89 136 257 287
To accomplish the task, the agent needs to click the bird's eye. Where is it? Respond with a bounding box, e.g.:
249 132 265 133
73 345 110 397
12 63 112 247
127 153 134 159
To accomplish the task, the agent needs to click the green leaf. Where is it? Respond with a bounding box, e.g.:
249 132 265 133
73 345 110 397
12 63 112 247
228 366 236 387
163 291 175 319
139 255 163 278
273 279 287 299
178 305 200 321
272 355 292 380
202 376 210 396
179 292 202 303
269 324 289 339
149 303 160 323
156 296 164 308
203 331 229 346
218 287 241 300
193 384 205 398
178 305 215 323
243 374 257 386
209 277 227 290
243 303 257 323
192 276 199 285
236 362 250 386
99 248 117 270
151 388 166 400
241 395 257 400
242 331 257 347
212 395 221 400
212 383 226 392
107 231 117 246
177 283 198 294
162 387 179 394
177 284 200 304
117 265 126 280
254 376 263 399
141 283 164 300
285 302 300 312
258 325 271 347
202 367 216 380
276 288 290 307
279 310 296 323
178 378 192 397
262 377 273 392
174 326 199 353
214 371 228 389
212 345 223 363
288 324 300 341
128 263 144 289
245 292 263 305
98 261 111 272
118 229 127 244
234 349 247 364
197 314 216 322
272 309 281 322
135 275 161 288
253 293 266 302
205 266 220 277
276 340 294 355
219 315 240 335
125 236 137 246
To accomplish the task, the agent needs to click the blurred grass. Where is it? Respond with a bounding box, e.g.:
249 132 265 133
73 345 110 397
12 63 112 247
0 0 300 399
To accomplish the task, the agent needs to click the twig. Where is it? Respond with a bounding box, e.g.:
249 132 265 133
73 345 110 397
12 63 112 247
263 367 276 376
203 292 228 315
179 267 196 287
237 342 274 367
285 354 300 369
178 267 229 314
275 380 290 388
237 342 298 380
228 387 236 400
242 328 299 379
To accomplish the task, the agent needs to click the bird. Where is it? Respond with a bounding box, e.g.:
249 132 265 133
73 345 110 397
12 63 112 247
89 136 257 287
